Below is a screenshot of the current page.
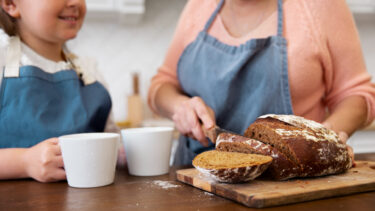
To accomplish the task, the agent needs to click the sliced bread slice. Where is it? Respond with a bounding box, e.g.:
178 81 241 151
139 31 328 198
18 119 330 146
192 150 272 183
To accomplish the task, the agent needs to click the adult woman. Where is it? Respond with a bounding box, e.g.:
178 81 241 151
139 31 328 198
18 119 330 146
148 0 375 165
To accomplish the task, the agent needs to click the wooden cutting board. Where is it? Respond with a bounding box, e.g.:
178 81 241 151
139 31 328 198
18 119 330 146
176 161 375 208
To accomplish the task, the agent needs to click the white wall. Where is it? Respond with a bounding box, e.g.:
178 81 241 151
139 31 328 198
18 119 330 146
68 0 186 122
355 13 375 80
68 0 375 123
349 14 375 153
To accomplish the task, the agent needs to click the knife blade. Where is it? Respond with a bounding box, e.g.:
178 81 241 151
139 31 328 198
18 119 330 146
202 125 244 144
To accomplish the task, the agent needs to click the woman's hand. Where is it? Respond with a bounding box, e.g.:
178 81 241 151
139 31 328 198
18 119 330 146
323 122 355 167
117 146 127 167
337 131 355 167
172 96 216 146
321 96 369 167
23 138 66 182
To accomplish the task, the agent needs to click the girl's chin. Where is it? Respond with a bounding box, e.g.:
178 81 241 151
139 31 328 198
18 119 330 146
65 34 77 40
59 25 82 40
60 32 79 41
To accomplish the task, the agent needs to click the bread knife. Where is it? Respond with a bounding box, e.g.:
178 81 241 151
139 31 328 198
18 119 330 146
202 125 244 144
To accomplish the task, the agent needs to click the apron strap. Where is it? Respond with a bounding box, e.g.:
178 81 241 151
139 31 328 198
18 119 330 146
65 52 97 86
204 0 284 37
277 0 284 37
4 36 21 78
203 0 225 32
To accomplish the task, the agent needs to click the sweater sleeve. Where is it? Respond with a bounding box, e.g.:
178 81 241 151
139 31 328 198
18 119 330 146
147 0 211 114
310 0 375 124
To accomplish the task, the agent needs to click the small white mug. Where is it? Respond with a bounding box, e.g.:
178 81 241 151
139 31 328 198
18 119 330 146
121 127 174 176
59 133 119 188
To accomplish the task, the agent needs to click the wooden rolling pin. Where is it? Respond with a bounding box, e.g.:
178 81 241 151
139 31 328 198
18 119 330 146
127 73 143 127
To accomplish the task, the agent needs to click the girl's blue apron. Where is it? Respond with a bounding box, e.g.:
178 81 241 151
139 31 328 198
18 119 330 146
174 0 293 165
0 37 112 148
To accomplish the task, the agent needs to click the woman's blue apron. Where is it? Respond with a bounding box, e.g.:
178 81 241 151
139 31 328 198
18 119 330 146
174 0 293 165
0 36 112 148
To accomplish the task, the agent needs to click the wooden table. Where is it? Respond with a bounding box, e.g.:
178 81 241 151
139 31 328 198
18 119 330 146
1 153 375 211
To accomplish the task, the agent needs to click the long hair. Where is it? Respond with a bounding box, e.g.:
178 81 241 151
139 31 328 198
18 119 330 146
0 2 18 36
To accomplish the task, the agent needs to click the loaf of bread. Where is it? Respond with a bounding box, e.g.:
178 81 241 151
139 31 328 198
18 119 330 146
192 150 273 183
242 114 352 179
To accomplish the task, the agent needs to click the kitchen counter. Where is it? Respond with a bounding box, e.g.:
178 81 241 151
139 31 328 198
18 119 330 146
0 153 374 211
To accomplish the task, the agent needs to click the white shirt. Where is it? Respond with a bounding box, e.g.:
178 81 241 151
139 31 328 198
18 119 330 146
0 29 118 133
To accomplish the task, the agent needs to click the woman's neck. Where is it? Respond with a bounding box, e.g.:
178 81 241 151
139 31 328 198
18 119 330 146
230 0 267 10
18 31 65 63
220 0 271 13
219 0 277 38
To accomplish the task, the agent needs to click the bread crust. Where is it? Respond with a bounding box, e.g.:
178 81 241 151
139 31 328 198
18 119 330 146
192 150 272 183
216 133 299 180
194 163 270 183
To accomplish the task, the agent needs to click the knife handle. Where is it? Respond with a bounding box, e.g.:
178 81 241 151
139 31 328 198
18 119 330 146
202 125 220 144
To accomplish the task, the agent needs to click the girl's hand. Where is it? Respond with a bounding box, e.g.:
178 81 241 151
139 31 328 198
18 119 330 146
172 96 216 146
323 122 355 167
23 138 66 182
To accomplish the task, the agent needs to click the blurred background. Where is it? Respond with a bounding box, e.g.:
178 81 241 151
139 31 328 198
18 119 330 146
67 0 375 153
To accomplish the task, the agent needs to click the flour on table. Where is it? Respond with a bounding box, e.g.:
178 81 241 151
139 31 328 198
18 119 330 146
153 180 181 189
204 192 214 196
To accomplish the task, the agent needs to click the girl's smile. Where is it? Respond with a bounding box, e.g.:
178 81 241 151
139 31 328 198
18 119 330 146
58 14 79 26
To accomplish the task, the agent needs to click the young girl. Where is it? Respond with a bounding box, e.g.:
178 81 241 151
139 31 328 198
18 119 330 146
0 0 119 182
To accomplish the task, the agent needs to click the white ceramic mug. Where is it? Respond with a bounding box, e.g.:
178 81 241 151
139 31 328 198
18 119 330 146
121 127 174 176
59 133 119 188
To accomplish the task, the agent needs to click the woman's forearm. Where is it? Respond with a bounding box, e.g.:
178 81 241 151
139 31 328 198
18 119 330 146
0 148 28 179
154 83 190 119
324 95 368 136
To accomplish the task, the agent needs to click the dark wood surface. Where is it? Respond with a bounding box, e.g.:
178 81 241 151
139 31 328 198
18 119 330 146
0 153 374 211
